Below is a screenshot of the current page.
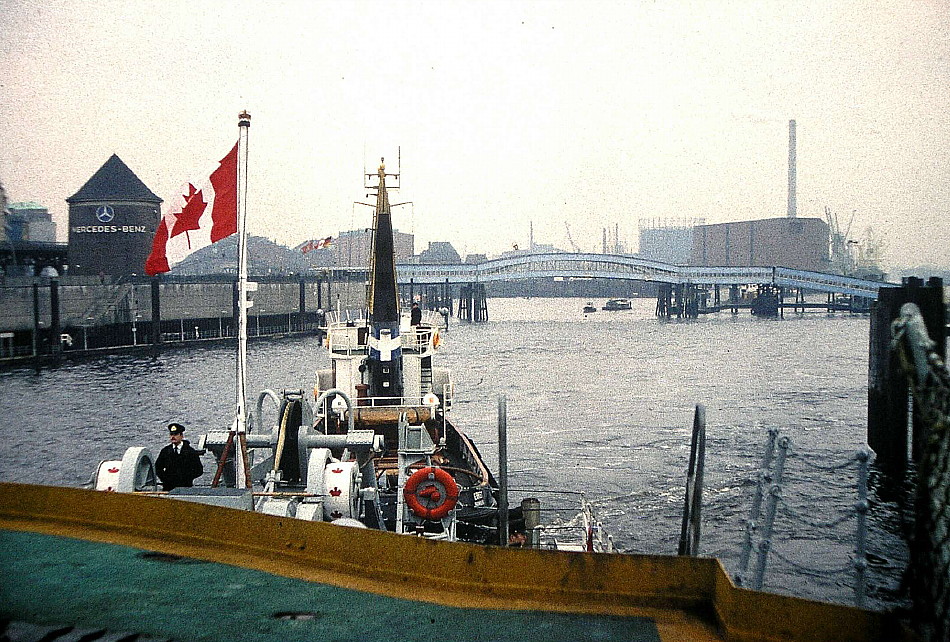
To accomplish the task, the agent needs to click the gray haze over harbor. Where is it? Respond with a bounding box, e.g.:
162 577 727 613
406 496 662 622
1 1 948 270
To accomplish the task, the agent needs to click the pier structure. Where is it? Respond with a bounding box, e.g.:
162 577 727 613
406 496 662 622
457 283 488 323
405 278 453 317
0 273 352 366
398 251 887 319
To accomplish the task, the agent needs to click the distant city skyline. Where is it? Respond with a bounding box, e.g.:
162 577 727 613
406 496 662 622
2 0 947 270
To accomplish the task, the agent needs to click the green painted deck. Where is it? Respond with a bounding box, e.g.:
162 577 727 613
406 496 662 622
1 531 660 642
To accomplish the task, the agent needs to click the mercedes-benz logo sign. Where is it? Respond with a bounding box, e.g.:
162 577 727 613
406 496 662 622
96 205 115 223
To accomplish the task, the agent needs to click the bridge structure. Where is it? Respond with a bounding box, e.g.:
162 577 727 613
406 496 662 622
395 252 890 320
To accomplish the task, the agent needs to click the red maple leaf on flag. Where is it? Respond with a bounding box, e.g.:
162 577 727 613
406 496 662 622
170 183 208 248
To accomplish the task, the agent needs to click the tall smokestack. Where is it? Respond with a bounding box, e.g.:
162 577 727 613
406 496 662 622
788 119 797 218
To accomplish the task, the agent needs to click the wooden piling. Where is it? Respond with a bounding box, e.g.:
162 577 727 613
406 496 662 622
150 276 162 347
656 283 672 318
49 278 61 361
473 283 488 322
458 284 471 322
32 282 40 359
867 277 946 471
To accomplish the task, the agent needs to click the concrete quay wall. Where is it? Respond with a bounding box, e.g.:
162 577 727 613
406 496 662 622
0 277 366 332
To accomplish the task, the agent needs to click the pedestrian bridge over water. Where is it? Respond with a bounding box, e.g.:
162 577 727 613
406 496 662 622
397 252 888 299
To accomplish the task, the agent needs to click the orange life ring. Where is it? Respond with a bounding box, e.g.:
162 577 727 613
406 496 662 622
403 466 459 521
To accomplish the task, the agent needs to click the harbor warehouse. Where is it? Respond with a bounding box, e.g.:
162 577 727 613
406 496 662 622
690 217 830 272
66 154 162 277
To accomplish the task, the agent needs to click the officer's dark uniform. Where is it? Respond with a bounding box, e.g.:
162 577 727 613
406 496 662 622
155 423 204 491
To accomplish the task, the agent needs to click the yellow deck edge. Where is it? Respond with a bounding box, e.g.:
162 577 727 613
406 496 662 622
0 483 904 641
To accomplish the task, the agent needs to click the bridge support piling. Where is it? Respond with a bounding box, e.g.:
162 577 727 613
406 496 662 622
683 284 699 319
31 283 40 360
458 284 472 322
150 277 161 351
49 278 62 362
656 283 671 318
751 284 779 317
456 283 487 323
475 284 488 322
729 285 740 315
867 277 946 472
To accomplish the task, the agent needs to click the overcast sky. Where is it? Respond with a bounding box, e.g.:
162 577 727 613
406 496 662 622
2 0 947 268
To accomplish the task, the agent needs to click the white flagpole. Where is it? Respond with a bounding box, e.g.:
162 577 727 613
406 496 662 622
235 110 252 489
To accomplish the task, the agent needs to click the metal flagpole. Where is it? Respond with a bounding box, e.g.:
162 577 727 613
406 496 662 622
234 110 253 488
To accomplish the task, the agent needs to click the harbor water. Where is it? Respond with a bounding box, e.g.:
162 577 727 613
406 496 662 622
0 297 910 611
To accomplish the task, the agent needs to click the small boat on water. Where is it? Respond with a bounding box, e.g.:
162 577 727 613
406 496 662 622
602 297 632 311
583 302 597 313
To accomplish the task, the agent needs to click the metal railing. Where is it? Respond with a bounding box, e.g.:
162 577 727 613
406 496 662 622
736 428 873 608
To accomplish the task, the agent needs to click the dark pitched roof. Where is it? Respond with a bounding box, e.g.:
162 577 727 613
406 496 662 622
67 154 162 204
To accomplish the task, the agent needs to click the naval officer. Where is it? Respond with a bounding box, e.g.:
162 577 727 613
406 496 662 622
155 423 204 491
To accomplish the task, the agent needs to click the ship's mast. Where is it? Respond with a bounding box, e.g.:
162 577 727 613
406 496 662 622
366 158 403 400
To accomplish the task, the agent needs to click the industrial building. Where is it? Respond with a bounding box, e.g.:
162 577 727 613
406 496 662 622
690 217 830 272
321 227 414 268
7 202 57 243
66 154 162 277
638 218 704 265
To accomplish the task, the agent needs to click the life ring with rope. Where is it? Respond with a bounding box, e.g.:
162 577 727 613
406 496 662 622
403 466 459 521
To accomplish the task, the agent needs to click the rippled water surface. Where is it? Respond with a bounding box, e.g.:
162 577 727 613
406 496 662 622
0 297 910 610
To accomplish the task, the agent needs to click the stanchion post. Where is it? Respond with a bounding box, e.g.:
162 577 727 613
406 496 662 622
498 395 509 547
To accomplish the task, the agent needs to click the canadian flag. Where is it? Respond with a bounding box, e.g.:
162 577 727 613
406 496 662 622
144 142 238 275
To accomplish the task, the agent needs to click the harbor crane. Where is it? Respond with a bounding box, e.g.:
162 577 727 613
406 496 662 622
564 221 581 253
